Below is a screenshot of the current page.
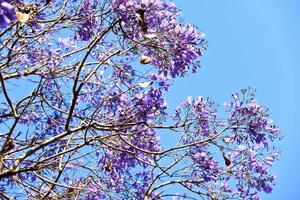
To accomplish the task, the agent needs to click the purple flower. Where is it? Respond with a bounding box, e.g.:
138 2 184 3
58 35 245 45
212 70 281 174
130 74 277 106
0 0 15 28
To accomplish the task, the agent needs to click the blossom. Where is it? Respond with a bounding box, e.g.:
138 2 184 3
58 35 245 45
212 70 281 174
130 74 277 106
0 0 15 28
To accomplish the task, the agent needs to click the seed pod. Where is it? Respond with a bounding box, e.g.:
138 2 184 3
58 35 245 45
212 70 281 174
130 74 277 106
223 154 231 166
135 9 148 33
140 56 152 64
138 81 153 88
66 188 76 197
15 4 38 24
103 160 112 172
135 9 145 22
45 0 51 6
15 10 30 23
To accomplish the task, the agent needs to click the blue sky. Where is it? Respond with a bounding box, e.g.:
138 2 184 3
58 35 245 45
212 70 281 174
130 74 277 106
166 0 300 199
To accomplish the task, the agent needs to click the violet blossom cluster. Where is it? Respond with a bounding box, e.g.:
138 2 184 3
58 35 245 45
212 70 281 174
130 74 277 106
0 0 281 199
111 0 206 77
0 0 14 28
170 90 280 199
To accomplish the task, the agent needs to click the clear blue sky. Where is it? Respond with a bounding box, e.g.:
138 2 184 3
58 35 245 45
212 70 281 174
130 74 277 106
167 0 300 199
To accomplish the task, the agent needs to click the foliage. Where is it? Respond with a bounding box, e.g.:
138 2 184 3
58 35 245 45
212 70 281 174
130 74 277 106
0 0 280 199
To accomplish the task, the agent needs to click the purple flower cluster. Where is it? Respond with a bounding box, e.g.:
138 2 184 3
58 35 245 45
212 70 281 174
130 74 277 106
191 150 222 182
112 0 206 77
173 96 218 138
226 91 280 147
0 0 15 28
134 88 167 121
169 89 280 199
75 0 99 41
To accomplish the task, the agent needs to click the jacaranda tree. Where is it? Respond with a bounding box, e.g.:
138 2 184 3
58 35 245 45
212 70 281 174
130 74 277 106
0 0 281 199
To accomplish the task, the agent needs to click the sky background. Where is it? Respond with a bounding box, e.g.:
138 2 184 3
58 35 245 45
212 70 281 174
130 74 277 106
166 0 300 199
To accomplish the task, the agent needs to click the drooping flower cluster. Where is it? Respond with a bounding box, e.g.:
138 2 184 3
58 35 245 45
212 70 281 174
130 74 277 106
225 91 280 147
168 90 280 200
111 0 206 77
75 0 101 41
0 0 15 28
